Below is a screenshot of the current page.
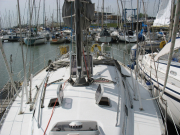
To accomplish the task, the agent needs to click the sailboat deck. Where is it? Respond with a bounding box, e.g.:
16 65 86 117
0 63 164 135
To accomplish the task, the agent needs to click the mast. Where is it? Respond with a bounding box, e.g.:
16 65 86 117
59 0 61 29
136 0 143 110
97 0 99 27
169 0 175 41
117 0 121 29
57 0 58 28
43 0 45 28
9 10 11 30
34 2 36 27
0 16 1 30
16 5 18 27
101 0 104 29
44 14 47 28
74 0 88 86
27 3 29 26
52 14 54 30
117 0 118 27
106 7 107 27
17 0 29 113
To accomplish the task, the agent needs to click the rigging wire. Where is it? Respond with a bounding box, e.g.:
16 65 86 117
83 48 89 79
36 0 42 25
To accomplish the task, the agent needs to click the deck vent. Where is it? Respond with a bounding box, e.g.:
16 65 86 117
48 98 59 107
69 121 83 128
50 121 99 134
99 97 110 106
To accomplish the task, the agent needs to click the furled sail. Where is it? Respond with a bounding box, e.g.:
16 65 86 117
62 0 94 29
153 0 171 27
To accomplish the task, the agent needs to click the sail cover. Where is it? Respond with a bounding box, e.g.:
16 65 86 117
62 0 94 29
154 38 180 61
153 0 171 27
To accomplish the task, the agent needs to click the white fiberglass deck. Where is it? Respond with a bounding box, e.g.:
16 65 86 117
0 62 164 135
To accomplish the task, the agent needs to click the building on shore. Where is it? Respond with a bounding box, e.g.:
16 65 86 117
92 11 121 25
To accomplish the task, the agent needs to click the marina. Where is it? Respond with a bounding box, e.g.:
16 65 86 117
1 0 180 134
0 41 134 90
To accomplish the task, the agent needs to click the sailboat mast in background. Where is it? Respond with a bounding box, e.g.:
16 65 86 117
101 0 104 29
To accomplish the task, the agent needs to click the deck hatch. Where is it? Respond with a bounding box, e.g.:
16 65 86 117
48 98 59 107
95 84 104 104
99 97 110 106
50 121 99 135
95 84 111 107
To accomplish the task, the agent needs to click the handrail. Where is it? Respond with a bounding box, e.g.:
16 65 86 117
37 71 50 128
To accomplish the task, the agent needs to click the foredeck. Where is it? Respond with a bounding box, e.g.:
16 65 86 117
0 63 164 135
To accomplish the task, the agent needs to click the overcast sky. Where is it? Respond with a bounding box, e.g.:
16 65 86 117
0 0 159 28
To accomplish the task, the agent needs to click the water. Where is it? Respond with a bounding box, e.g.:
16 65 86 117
0 41 133 90
0 41 61 90
0 40 179 134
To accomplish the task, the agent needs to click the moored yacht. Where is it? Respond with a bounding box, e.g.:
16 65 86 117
130 40 162 60
0 36 3 42
24 33 47 45
50 32 65 44
95 28 111 43
137 38 180 129
119 30 137 43
110 30 120 43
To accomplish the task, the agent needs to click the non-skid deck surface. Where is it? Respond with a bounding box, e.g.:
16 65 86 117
1 64 163 135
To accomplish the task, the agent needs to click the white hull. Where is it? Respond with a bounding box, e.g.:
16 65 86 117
50 38 65 44
144 32 159 40
34 38 47 44
138 54 180 129
118 35 137 43
130 40 161 60
2 35 9 40
89 28 101 35
95 36 111 43
0 36 3 42
111 31 119 41
24 37 47 45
